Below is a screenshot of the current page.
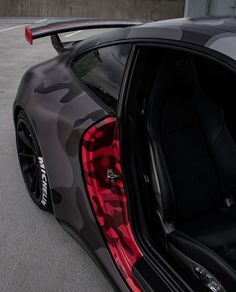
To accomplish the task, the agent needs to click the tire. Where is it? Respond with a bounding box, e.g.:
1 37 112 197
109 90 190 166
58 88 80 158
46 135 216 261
16 110 52 212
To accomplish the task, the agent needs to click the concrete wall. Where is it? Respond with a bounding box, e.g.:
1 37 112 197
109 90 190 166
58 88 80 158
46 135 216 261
185 0 236 17
184 0 208 17
0 0 185 20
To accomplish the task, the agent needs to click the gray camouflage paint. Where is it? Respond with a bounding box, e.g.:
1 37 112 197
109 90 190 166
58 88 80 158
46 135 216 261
14 53 129 291
13 16 236 291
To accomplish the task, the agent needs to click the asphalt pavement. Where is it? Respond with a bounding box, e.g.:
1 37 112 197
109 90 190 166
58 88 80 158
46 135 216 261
0 17 113 292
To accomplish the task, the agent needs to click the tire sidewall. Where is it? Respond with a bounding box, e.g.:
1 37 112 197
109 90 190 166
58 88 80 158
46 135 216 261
16 111 52 212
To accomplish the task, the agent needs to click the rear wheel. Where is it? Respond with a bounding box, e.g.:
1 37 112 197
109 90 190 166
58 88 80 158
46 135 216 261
16 110 52 212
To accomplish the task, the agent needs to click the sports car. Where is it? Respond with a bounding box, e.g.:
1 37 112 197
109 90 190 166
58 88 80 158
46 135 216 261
14 17 236 291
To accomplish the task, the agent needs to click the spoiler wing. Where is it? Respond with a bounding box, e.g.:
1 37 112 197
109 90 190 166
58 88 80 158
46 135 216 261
25 19 142 52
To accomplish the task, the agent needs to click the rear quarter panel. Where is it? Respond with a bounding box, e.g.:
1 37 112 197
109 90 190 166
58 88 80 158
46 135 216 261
14 49 129 291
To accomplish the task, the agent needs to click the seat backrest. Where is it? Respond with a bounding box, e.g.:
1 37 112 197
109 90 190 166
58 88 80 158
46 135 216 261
147 55 236 225
196 95 236 201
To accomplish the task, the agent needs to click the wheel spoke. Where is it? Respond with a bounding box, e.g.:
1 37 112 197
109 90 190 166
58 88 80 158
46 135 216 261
19 151 34 159
22 162 35 173
18 129 35 153
32 174 40 199
30 166 40 193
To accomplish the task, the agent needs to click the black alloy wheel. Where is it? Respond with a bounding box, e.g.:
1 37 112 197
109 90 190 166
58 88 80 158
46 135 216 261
16 110 52 212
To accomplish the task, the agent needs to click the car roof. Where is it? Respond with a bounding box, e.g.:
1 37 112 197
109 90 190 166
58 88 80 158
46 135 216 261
76 16 236 61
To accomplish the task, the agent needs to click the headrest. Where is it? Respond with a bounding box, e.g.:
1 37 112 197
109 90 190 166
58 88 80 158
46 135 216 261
160 56 200 92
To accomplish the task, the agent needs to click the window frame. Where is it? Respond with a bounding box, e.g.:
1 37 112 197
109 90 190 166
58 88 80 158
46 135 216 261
71 43 132 113
116 40 236 291
117 40 236 117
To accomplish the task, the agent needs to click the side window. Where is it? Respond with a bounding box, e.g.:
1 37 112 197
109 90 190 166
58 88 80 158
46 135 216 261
72 44 131 110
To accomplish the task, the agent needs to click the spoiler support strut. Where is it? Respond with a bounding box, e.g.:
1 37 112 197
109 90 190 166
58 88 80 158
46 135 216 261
25 19 142 52
50 34 63 53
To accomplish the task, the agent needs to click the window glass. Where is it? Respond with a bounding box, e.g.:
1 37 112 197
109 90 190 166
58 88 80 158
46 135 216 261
72 44 131 110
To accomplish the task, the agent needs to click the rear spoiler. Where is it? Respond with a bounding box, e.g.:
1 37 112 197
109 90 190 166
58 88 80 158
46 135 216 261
25 19 142 52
